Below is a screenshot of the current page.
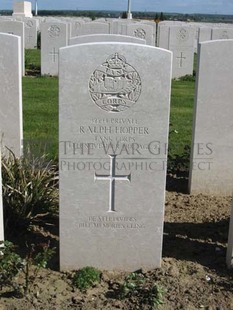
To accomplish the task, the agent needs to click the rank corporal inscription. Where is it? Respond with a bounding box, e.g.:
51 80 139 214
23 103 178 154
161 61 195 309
89 53 142 113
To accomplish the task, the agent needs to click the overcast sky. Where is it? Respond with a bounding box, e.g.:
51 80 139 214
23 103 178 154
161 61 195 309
1 0 233 14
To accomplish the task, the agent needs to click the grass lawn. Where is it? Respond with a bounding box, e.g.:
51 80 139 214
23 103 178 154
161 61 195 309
23 49 196 164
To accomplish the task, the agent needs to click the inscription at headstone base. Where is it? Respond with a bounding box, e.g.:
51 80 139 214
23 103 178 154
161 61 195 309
59 43 172 271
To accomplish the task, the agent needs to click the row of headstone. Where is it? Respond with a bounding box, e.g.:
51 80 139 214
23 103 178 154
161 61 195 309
1 20 233 270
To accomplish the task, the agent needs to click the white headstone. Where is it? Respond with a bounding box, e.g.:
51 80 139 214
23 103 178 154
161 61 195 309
189 40 233 195
0 21 25 75
41 22 68 76
158 24 169 49
125 23 155 46
169 26 195 78
69 34 146 45
79 22 110 35
24 18 38 49
0 33 23 157
212 28 233 40
59 43 172 271
199 27 212 43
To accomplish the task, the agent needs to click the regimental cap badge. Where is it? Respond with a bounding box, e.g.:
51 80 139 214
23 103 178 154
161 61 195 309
177 28 189 42
89 53 142 113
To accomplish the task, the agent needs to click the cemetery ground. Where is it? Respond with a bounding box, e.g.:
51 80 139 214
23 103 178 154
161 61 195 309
0 50 232 309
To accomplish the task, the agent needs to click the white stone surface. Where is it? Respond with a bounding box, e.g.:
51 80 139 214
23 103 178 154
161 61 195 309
158 24 169 49
125 23 155 45
59 43 172 271
12 1 32 18
0 21 25 75
24 18 38 48
0 33 23 157
199 27 212 43
189 40 233 195
69 34 146 45
169 26 195 78
79 22 110 35
41 22 68 76
212 28 233 40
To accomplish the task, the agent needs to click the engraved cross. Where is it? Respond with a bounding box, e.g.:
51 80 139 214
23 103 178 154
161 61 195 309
94 155 131 212
49 47 58 63
177 52 186 68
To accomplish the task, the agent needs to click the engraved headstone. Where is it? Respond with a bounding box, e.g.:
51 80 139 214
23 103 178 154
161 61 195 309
169 26 195 78
0 33 23 157
0 21 25 75
189 40 233 194
211 28 233 40
24 18 38 49
41 22 68 76
59 43 172 271
125 23 155 46
69 34 146 45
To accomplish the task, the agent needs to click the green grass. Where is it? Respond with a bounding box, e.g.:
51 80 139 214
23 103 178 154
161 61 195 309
23 49 196 164
169 80 195 157
23 75 58 159
25 49 41 69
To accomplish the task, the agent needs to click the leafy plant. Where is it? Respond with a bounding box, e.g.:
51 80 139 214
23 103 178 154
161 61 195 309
0 241 24 291
23 242 56 295
0 240 55 296
118 272 145 299
117 271 165 308
2 152 58 234
167 144 191 175
72 266 101 291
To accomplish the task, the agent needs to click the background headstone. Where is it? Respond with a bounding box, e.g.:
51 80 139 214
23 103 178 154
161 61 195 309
79 22 110 35
169 26 195 78
0 33 23 157
199 27 212 43
125 23 155 46
24 18 38 49
69 34 146 45
41 22 68 76
189 40 233 195
212 28 233 40
59 43 172 271
0 21 25 75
